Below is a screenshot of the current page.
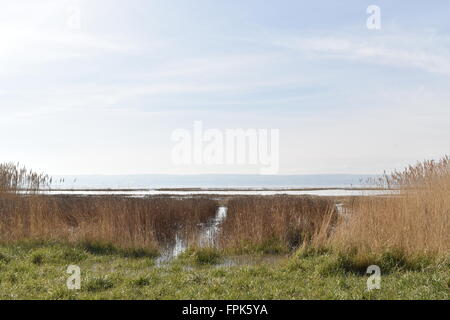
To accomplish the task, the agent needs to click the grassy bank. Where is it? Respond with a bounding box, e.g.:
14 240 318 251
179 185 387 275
0 242 448 300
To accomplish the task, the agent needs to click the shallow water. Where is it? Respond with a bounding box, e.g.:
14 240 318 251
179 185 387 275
35 189 396 197
199 207 228 247
156 206 228 265
156 202 355 265
156 234 188 265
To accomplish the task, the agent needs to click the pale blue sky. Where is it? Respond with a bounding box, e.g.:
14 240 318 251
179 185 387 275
1 0 450 174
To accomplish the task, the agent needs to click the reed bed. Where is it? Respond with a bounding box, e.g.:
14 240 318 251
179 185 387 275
0 194 218 252
1 158 449 264
0 162 50 193
327 156 450 263
219 196 337 253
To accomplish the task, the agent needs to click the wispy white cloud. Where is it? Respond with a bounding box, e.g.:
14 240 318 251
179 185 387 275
0 0 150 76
1 72 312 119
271 32 450 75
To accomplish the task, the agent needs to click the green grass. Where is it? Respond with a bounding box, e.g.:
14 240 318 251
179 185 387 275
176 248 223 266
0 242 447 300
79 241 159 259
223 238 288 255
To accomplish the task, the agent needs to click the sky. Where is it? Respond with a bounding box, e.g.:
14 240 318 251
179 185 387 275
1 0 450 175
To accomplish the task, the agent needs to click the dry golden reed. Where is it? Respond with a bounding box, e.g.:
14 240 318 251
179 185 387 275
0 194 218 251
219 195 337 253
328 156 450 260
0 162 50 193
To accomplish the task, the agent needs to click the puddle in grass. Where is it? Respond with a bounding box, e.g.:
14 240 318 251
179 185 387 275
198 206 228 247
157 203 348 267
156 206 228 266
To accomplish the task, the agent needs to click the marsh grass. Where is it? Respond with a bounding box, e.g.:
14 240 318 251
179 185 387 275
0 241 447 299
130 276 152 288
176 247 223 266
323 156 450 270
84 276 115 292
0 163 50 194
0 193 218 252
220 196 337 253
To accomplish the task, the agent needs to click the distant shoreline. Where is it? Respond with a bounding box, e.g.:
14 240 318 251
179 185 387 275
28 187 391 192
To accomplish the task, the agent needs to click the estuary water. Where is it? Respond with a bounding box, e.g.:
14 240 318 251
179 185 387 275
51 174 379 189
39 189 394 197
